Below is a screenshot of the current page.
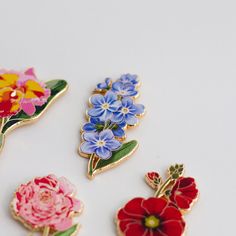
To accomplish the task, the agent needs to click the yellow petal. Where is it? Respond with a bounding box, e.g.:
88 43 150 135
24 80 45 99
0 73 18 89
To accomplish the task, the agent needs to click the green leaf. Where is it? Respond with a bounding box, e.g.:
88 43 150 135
2 80 68 134
0 133 5 152
168 163 184 179
90 140 138 177
172 173 179 179
53 225 78 236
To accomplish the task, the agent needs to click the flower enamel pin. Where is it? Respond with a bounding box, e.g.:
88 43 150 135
116 164 199 236
78 74 145 179
0 68 68 153
11 175 83 236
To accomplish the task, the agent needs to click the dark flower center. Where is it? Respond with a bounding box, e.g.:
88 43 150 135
144 215 160 229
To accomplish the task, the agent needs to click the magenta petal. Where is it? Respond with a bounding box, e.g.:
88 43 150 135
21 102 36 116
24 68 36 77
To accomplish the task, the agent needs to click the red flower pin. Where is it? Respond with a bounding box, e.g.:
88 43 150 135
116 164 199 236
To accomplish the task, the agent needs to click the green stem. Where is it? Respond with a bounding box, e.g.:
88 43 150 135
42 226 50 236
103 120 112 129
108 123 117 130
0 118 4 133
88 153 95 177
154 176 172 198
0 117 10 133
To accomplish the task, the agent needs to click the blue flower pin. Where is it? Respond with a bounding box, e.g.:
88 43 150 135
79 74 145 179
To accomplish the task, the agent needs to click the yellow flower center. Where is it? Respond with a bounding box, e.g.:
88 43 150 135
102 103 110 110
144 215 160 229
121 107 129 114
119 91 126 95
97 140 105 147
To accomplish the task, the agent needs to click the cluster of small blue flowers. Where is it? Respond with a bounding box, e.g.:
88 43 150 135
80 74 145 160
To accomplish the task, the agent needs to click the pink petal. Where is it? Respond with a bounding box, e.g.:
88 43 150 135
54 218 73 231
59 177 75 196
72 198 82 212
24 68 36 77
21 102 36 116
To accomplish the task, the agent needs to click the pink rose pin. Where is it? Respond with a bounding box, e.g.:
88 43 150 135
11 175 83 236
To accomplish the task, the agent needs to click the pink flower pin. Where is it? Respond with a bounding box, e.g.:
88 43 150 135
11 175 83 235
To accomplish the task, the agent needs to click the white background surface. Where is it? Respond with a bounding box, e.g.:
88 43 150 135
0 0 235 235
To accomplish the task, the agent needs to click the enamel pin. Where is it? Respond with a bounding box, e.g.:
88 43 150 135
0 68 68 152
11 175 83 236
78 74 145 179
116 164 199 236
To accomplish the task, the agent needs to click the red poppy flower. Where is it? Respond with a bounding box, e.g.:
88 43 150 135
170 177 198 210
117 197 185 236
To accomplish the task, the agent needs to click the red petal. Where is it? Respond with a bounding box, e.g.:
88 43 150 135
180 186 198 199
118 208 130 220
160 220 185 236
153 230 168 236
160 206 183 221
178 177 194 188
170 177 198 209
123 198 146 217
142 198 168 215
119 219 140 232
117 209 141 232
125 222 148 236
174 195 191 209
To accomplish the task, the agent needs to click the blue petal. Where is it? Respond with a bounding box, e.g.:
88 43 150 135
112 81 122 91
80 142 96 154
96 147 112 159
99 109 112 121
111 112 124 123
106 139 122 150
83 123 96 132
128 105 137 114
119 121 126 128
83 132 99 142
112 127 125 137
125 114 139 125
133 104 145 115
122 97 133 107
97 82 107 89
99 129 114 141
88 107 104 117
90 117 100 124
90 94 105 106
124 83 135 90
119 74 138 85
127 90 138 97
105 78 111 85
109 100 122 112
105 91 117 103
